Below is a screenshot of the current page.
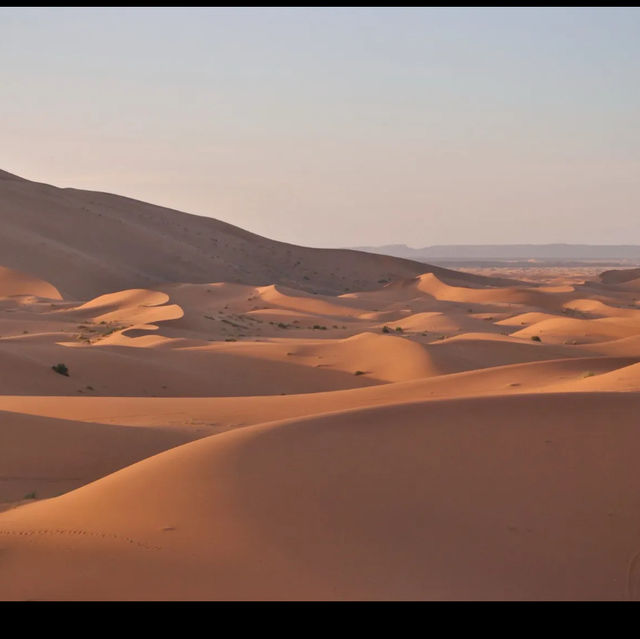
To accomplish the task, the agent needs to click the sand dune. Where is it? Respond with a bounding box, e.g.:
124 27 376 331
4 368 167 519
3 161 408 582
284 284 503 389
3 170 640 600
0 169 501 299
257 284 368 318
277 331 439 381
0 355 636 433
562 298 640 318
0 409 206 507
411 273 574 310
549 361 640 392
2 393 640 600
599 267 640 285
0 266 61 300
67 288 184 335
616 278 640 292
510 316 640 344
383 310 505 335
0 337 382 397
581 335 640 357
425 332 585 371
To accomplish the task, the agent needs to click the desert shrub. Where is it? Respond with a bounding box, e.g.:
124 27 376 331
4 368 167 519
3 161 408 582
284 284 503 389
52 363 69 376
395 327 404 333
354 370 366 376
382 326 391 333
531 335 542 342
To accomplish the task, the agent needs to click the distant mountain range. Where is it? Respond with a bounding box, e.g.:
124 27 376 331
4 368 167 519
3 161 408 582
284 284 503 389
351 244 640 263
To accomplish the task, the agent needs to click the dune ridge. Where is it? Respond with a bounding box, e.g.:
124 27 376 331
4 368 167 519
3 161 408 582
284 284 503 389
0 169 511 299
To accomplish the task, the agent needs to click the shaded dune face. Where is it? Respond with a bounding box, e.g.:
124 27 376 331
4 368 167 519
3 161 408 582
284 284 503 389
0 170 517 300
3 168 640 600
599 267 640 285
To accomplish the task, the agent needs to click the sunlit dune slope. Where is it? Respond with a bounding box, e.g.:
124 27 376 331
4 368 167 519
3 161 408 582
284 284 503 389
0 410 205 505
2 393 640 600
0 266 62 300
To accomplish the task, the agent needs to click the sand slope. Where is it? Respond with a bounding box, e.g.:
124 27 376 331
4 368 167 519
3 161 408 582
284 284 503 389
0 409 207 506
0 169 505 299
0 355 636 430
0 266 61 300
2 393 640 600
599 267 640 285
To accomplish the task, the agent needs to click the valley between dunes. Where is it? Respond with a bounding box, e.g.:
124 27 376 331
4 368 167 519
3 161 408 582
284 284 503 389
2 171 640 600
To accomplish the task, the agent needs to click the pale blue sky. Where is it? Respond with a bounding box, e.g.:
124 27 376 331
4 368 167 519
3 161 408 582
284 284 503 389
2 7 639 247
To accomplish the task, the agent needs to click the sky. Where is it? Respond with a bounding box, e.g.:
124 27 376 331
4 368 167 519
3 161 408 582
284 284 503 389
1 7 639 248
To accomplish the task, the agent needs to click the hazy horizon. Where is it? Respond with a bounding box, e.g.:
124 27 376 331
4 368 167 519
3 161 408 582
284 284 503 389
3 7 639 248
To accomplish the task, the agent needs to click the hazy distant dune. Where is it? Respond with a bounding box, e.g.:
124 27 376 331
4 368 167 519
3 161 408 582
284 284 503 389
354 243 640 262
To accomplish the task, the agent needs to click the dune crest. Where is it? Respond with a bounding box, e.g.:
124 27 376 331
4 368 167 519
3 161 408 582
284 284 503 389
0 266 62 300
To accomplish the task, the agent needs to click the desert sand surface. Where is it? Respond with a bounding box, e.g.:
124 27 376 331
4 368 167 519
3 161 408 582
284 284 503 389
2 170 640 600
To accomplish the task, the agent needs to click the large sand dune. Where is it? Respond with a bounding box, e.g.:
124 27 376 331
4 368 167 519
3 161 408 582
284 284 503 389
3 393 640 600
3 171 640 600
0 169 504 299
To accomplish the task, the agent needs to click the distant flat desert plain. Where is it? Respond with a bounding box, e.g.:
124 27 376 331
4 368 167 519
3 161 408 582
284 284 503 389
1 169 640 600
